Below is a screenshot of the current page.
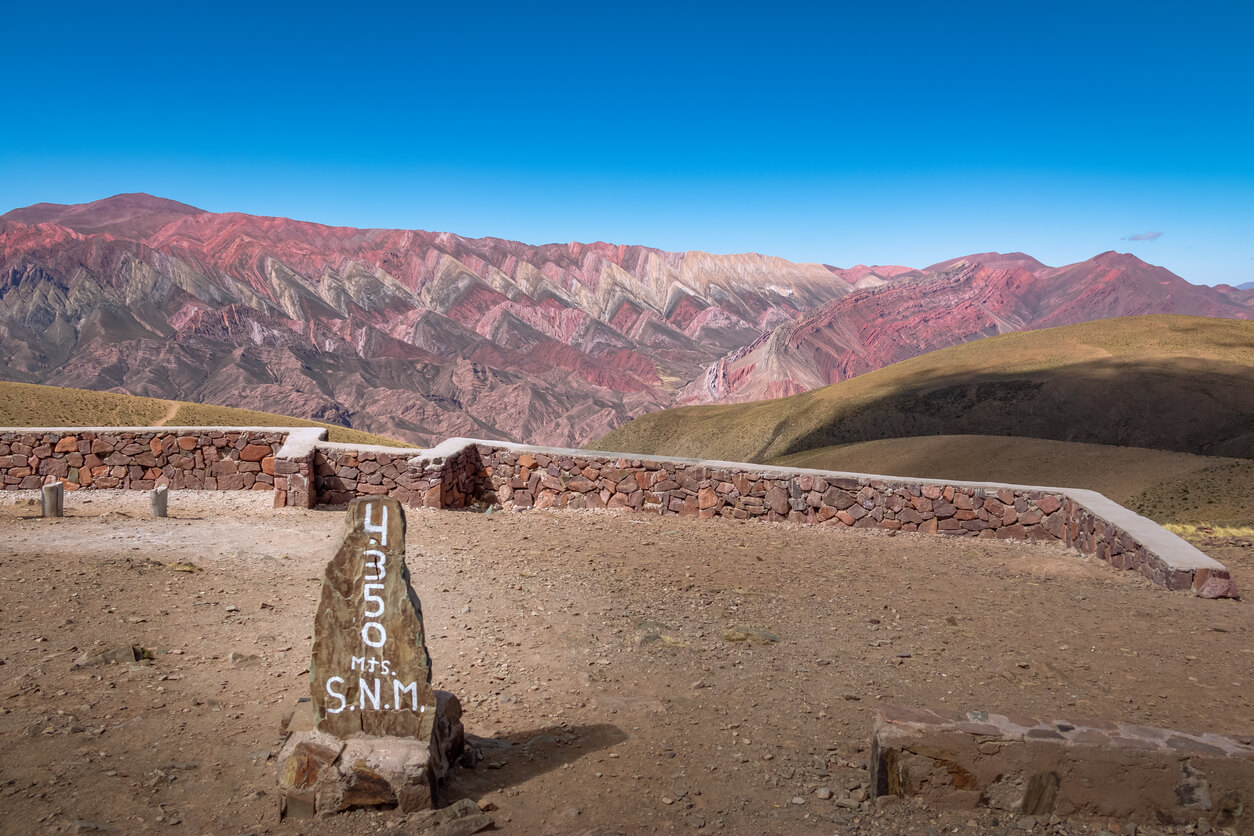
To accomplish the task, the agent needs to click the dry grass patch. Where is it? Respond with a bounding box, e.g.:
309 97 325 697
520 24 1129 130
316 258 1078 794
169 403 413 448
0 380 169 426
1162 523 1254 540
1125 460 1254 527
0 381 411 448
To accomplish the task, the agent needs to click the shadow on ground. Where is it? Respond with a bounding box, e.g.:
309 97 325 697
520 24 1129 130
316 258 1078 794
443 723 628 802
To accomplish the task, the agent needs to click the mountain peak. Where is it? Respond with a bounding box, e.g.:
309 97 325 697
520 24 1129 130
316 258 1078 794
2 193 205 236
1091 250 1149 266
924 252 1048 274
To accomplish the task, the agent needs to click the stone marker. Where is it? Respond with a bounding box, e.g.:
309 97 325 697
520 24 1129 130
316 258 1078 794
311 496 437 737
41 482 63 518
151 486 168 518
278 497 464 818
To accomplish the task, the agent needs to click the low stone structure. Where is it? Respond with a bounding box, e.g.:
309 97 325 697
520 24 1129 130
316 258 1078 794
0 427 289 493
872 705 1254 832
278 497 463 817
402 439 1238 599
0 426 1238 598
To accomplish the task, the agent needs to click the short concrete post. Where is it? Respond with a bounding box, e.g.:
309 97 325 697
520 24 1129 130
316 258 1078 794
41 482 64 518
151 486 168 518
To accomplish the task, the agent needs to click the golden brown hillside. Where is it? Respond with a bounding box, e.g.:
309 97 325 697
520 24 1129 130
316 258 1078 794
594 315 1254 463
0 381 411 447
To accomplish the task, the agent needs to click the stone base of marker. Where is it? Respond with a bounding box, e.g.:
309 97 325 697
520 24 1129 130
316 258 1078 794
872 705 1254 832
277 690 465 818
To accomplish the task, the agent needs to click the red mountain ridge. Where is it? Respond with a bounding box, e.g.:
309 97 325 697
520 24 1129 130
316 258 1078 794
2 194 1250 446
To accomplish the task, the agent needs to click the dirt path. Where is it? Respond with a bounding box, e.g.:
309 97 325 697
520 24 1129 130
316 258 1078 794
0 492 1250 835
150 400 182 427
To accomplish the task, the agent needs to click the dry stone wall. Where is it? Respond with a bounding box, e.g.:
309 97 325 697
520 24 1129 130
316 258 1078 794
310 440 481 510
466 441 1237 599
0 429 288 494
0 428 1237 599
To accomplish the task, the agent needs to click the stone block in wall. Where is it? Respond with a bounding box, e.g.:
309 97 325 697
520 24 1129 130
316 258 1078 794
872 705 1253 832
240 443 272 462
219 473 245 490
1194 568 1239 599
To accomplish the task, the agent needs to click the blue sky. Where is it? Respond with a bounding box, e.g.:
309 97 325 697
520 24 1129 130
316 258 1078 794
3 1 1251 285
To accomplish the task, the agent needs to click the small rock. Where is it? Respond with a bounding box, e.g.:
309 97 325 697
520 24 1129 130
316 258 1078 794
815 787 833 800
225 605 239 613
1016 815 1037 831
406 797 492 835
72 645 140 668
791 796 806 805
723 626 780 644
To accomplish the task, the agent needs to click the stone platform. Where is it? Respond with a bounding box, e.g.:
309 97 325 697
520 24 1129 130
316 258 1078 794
277 691 465 818
872 705 1254 832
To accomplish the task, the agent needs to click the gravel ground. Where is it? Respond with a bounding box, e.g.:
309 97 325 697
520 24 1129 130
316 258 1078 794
0 490 1250 835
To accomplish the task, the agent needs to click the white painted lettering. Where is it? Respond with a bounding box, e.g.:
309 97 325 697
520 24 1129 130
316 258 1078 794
393 679 418 711
362 622 386 648
325 676 347 714
364 548 387 581
363 583 385 618
363 502 388 546
351 655 366 671
360 677 381 710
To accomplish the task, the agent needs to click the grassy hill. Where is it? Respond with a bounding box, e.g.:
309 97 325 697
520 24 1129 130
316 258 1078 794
594 315 1254 463
0 381 412 448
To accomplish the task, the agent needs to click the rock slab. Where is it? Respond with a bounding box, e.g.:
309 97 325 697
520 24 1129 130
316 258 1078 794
872 705 1254 832
311 496 436 738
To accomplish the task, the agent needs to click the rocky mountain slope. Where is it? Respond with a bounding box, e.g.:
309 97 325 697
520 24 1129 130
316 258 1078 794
3 194 1251 446
1 195 848 445
680 252 1254 404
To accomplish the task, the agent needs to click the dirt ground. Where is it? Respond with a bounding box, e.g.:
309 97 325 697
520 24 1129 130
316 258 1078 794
0 491 1251 836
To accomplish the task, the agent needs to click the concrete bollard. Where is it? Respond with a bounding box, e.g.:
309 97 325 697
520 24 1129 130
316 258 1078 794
41 482 64 518
151 486 168 518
